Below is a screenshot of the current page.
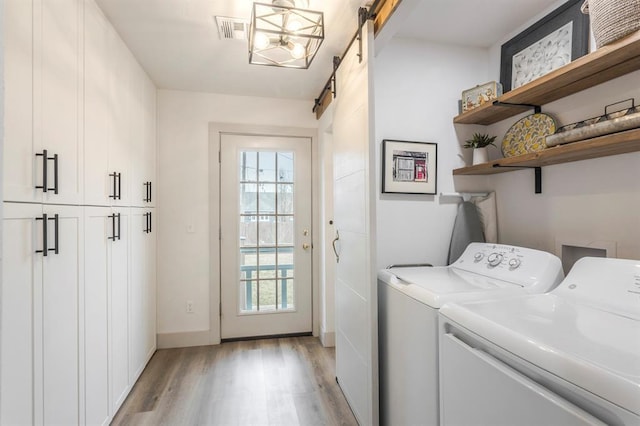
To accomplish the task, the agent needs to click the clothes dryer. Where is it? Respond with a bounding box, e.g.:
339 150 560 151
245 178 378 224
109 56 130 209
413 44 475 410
439 257 640 425
378 242 564 425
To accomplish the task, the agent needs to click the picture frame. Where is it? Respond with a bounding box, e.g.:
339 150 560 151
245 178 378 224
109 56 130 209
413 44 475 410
500 0 589 92
382 140 437 195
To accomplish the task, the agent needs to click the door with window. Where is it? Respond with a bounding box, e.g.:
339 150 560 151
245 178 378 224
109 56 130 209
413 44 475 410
220 134 312 339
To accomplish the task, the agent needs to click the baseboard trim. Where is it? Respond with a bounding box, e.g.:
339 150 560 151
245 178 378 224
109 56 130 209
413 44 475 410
320 330 335 347
157 330 213 349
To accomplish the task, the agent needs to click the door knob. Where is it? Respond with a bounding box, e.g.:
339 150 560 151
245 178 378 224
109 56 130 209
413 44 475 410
302 243 310 250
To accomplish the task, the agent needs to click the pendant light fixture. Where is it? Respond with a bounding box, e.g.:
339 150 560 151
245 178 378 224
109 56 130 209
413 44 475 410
249 0 324 69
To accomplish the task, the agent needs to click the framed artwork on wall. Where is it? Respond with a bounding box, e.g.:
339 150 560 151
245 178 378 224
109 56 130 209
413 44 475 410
382 140 437 195
500 0 590 92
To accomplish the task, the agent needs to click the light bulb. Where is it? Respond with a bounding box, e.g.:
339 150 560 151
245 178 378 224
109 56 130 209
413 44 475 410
287 19 303 33
290 42 306 59
254 32 270 50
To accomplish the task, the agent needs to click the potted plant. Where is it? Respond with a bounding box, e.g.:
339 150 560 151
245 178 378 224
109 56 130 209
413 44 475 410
464 133 497 165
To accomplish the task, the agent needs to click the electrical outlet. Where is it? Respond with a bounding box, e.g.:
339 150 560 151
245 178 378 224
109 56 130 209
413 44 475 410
186 300 194 313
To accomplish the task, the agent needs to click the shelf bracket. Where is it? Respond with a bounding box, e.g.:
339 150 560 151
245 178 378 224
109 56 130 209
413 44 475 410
493 164 542 194
492 100 541 114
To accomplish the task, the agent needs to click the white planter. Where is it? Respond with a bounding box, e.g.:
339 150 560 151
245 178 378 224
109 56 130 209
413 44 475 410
472 147 489 165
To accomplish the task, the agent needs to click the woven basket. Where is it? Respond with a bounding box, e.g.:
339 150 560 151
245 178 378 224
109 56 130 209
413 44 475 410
581 0 640 48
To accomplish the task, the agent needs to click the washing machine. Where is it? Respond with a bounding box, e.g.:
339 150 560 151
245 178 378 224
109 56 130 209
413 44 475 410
378 242 564 426
438 257 640 425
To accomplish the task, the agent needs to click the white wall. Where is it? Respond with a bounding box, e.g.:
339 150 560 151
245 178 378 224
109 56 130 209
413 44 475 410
157 90 317 346
482 5 640 262
374 38 490 268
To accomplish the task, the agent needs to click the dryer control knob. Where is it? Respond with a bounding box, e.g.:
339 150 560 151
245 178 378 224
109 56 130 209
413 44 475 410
487 253 503 267
508 258 521 269
474 252 484 262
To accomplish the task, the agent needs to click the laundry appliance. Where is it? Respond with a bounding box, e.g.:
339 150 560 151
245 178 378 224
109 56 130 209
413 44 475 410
439 256 640 425
378 242 564 425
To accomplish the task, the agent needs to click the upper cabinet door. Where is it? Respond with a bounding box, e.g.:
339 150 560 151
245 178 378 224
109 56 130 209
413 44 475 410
4 0 84 205
143 76 157 208
37 0 84 205
109 33 133 206
4 0 37 203
84 1 112 206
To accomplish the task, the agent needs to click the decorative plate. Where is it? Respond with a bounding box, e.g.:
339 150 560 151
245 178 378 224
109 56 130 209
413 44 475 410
501 113 556 157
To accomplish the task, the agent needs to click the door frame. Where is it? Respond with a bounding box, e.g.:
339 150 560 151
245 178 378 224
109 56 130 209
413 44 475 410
208 123 319 345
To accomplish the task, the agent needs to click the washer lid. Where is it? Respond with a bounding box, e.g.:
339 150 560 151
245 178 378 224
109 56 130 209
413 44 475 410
378 267 523 308
440 294 640 415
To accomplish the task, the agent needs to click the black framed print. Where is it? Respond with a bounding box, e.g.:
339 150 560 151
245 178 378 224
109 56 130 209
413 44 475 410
500 0 590 92
382 140 437 195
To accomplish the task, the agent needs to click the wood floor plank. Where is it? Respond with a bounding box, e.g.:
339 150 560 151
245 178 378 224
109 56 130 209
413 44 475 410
111 336 357 426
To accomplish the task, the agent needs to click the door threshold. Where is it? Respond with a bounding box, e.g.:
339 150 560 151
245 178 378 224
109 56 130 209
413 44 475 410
221 331 312 343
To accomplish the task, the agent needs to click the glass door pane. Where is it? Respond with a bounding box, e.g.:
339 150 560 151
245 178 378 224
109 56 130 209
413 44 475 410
238 150 295 313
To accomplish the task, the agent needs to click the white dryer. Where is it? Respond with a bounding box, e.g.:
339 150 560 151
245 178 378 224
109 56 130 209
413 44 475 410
378 242 564 426
438 257 640 425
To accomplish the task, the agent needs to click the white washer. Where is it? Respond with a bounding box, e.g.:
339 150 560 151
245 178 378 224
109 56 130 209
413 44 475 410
438 257 640 426
378 242 564 426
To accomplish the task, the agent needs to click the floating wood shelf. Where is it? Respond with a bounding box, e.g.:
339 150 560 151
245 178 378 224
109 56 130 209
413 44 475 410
453 128 640 175
454 30 640 125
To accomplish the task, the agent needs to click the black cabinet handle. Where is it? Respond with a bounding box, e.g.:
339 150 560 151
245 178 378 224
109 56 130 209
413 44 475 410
109 173 117 200
143 181 152 203
35 214 48 256
51 154 59 194
149 211 152 233
144 211 152 233
35 150 48 193
48 214 59 254
109 172 122 200
117 213 121 240
108 213 116 241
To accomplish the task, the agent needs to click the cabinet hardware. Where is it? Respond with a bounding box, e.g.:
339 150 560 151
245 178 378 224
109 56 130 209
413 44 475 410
48 214 59 254
109 173 117 200
144 211 152 234
35 214 48 256
117 173 121 200
143 181 152 202
36 151 59 194
117 213 121 240
108 214 117 241
51 153 59 194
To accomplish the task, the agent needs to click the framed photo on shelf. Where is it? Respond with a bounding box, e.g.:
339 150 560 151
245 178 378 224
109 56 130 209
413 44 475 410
382 140 437 194
500 0 589 92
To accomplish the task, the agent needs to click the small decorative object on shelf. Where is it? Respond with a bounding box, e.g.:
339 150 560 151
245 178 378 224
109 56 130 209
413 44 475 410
461 81 502 113
502 113 556 157
464 133 497 165
546 98 640 147
581 0 640 48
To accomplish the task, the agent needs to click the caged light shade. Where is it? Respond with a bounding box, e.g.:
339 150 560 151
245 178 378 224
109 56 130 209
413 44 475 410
249 0 324 69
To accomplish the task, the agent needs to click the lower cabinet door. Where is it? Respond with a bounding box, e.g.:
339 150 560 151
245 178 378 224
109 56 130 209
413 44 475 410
111 208 131 413
84 206 112 425
1 203 43 425
2 203 83 425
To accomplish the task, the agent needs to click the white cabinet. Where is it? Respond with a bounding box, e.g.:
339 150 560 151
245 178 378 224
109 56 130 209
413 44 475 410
1 202 83 425
3 0 83 205
3 1 157 423
129 208 156 381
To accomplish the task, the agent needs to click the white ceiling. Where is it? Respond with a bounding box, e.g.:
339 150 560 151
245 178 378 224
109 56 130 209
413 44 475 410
95 0 562 100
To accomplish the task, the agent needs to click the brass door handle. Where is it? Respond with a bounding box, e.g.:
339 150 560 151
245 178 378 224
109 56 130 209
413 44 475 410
303 243 310 250
332 230 340 263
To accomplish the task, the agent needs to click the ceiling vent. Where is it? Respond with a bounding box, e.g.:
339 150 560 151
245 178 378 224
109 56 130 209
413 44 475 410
215 16 249 41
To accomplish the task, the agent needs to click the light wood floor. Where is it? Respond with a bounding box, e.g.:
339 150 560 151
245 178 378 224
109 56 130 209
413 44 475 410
111 336 358 426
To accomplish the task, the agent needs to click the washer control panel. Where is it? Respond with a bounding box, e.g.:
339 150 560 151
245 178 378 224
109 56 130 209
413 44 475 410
469 246 524 270
453 243 564 291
